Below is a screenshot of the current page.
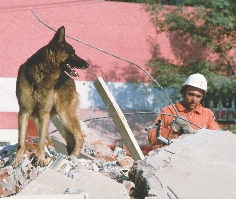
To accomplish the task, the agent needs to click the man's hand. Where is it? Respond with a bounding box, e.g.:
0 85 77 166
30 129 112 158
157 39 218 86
170 116 197 134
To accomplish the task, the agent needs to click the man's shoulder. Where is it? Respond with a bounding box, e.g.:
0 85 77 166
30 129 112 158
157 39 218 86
200 106 218 123
198 104 214 114
201 106 214 113
161 102 180 113
161 104 174 111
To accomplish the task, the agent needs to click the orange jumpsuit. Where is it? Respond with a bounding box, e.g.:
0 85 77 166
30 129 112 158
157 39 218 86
148 101 220 148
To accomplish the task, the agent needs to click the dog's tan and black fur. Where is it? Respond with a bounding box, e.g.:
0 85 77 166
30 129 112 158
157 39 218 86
14 26 89 167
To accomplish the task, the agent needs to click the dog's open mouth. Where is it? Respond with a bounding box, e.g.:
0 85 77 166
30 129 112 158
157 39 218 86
65 64 78 77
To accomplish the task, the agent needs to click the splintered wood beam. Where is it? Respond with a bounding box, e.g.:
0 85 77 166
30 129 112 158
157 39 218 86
93 77 144 161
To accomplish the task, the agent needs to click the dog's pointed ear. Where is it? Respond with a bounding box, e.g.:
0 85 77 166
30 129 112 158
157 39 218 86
52 26 65 49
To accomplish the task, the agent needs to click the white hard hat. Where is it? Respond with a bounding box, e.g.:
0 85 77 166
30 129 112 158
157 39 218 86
183 73 207 91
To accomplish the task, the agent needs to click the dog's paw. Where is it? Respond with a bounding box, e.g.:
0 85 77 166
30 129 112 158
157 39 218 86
35 156 49 167
13 147 25 168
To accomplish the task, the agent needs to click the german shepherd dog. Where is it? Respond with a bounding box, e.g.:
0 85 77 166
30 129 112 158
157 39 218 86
14 26 89 167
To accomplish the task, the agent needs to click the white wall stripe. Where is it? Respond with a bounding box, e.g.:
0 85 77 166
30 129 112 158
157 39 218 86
0 77 172 113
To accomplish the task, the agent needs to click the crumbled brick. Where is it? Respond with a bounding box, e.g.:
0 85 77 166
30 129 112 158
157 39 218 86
0 122 136 198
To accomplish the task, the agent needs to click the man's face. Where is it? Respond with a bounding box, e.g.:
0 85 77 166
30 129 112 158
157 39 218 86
182 86 204 111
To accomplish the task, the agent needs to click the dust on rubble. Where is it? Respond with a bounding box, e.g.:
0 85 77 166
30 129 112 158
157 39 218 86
0 140 135 198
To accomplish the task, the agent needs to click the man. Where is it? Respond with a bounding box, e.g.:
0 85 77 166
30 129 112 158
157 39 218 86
148 73 220 148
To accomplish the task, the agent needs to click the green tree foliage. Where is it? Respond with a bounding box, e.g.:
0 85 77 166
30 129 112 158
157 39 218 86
145 0 236 106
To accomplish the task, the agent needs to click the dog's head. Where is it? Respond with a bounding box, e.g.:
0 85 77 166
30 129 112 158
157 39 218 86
51 26 89 77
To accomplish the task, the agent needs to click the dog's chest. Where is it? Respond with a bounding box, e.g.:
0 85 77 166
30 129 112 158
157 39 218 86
25 64 60 89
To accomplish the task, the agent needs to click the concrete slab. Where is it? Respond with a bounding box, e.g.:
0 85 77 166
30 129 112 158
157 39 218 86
17 169 129 199
9 194 86 199
147 130 236 198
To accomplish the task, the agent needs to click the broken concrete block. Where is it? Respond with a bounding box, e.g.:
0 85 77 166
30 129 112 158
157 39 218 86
129 129 236 199
68 170 95 181
71 169 130 199
122 180 135 195
18 168 129 199
0 156 44 198
146 149 172 169
8 194 87 199
117 156 134 169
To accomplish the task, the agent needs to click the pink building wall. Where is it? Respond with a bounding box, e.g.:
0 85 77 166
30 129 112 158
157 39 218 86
1 1 233 146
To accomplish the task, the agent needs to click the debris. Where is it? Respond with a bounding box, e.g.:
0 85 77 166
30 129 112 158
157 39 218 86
0 121 135 198
129 129 236 199
2 116 235 199
0 152 44 197
47 154 71 172
16 168 129 199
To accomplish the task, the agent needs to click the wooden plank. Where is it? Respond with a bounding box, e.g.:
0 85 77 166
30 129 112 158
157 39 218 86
93 77 144 161
50 115 66 139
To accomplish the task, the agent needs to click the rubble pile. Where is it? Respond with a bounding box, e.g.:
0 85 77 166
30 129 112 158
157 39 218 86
0 143 134 198
1 121 236 199
0 121 135 198
0 144 45 197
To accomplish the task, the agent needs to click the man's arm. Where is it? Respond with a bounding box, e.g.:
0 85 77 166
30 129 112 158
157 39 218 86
207 110 221 130
148 108 174 146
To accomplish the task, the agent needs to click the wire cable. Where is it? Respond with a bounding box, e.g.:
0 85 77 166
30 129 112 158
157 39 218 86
83 111 157 122
161 113 202 129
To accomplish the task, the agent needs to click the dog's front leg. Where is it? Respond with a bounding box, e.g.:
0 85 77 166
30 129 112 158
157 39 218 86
13 111 29 168
36 113 50 167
